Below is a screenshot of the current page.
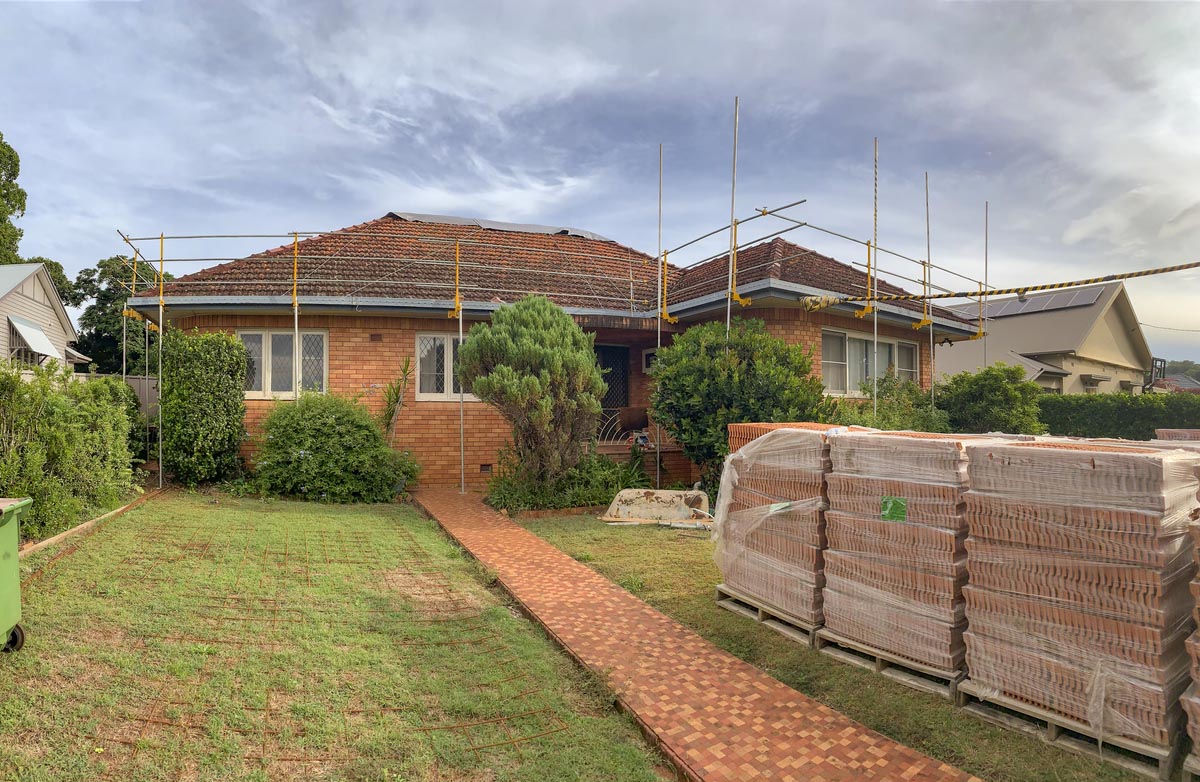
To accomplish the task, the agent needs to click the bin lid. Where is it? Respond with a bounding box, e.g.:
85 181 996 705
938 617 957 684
0 498 32 521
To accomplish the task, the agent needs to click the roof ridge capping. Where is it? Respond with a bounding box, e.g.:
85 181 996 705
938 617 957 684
388 212 615 243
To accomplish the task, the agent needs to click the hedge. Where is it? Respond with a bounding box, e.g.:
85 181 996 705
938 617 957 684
0 362 135 541
255 393 419 503
161 328 247 485
1037 392 1200 440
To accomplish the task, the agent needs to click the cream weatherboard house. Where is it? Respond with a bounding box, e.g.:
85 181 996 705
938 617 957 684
1 263 88 367
936 282 1153 394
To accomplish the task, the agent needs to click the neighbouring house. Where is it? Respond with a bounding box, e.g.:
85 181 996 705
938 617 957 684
1 262 89 367
1150 374 1200 394
936 281 1153 394
126 212 975 487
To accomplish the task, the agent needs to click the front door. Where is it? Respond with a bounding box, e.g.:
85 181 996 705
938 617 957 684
594 345 629 443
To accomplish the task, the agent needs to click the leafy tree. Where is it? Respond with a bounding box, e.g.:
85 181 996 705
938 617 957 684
73 255 170 374
0 130 25 265
160 328 247 485
457 295 606 483
936 363 1046 434
833 371 950 432
650 318 835 489
0 131 80 306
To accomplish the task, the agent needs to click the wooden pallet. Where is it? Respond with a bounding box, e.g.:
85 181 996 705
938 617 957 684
714 583 820 648
813 628 964 700
957 679 1184 780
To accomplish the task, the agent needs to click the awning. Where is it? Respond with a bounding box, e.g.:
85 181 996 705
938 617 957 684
65 345 92 364
8 315 59 359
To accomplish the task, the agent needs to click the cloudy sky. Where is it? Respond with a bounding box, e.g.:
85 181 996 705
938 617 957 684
3 1 1199 359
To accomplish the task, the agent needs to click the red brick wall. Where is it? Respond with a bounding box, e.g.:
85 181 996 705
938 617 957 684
174 307 933 489
175 312 510 488
750 307 934 391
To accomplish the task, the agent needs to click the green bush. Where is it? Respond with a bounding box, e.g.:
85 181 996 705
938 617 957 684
458 296 606 483
0 362 134 541
650 318 834 489
832 372 951 432
936 364 1046 434
1038 392 1200 440
486 449 649 513
254 394 419 503
161 328 247 485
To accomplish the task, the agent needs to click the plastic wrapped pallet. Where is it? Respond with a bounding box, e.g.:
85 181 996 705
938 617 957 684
964 440 1200 747
1179 481 1200 765
715 423 867 626
821 431 1005 674
1158 429 1200 441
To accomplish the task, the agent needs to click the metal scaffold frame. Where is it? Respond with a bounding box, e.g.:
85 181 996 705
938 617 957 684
113 97 1200 486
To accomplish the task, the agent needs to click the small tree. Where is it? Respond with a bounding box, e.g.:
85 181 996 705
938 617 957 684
650 318 835 488
161 328 247 485
937 363 1046 434
457 296 606 483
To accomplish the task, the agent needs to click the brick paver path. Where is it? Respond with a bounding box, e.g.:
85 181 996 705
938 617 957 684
416 490 981 782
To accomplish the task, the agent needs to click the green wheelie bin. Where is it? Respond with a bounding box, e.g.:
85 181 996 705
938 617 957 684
1 498 31 653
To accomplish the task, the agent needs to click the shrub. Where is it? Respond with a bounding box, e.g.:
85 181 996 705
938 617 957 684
650 318 834 489
458 295 606 483
0 362 134 541
1038 392 1200 440
485 449 649 513
832 372 951 432
255 393 419 502
160 328 247 485
936 363 1046 434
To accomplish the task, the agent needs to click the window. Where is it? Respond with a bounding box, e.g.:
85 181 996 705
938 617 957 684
821 330 918 396
236 330 326 398
416 334 475 401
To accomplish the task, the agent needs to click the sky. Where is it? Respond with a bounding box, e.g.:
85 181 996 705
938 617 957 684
2 0 1199 360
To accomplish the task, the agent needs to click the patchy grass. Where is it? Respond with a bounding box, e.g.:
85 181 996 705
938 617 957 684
0 493 662 782
519 515 1146 782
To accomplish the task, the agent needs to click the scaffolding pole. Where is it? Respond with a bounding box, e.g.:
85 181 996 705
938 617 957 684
157 233 164 490
724 96 739 340
292 233 300 401
655 143 663 490
926 172 935 409
872 138 879 420
454 240 464 495
983 201 989 365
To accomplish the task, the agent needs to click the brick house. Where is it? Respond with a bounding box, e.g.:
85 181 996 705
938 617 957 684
127 213 974 487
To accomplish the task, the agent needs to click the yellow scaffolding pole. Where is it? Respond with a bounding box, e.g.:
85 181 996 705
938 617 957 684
729 220 751 307
448 240 461 319
855 242 874 318
660 250 678 324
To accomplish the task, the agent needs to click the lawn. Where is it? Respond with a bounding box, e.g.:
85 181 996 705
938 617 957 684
0 493 664 782
519 514 1146 782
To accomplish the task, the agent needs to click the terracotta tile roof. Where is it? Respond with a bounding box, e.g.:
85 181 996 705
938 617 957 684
162 213 664 312
670 237 967 323
161 215 965 324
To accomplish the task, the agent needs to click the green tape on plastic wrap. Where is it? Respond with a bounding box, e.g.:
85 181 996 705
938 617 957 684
880 496 908 522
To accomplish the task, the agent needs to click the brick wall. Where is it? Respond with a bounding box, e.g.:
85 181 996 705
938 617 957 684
175 306 934 489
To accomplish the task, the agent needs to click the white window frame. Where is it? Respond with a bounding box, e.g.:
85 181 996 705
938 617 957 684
820 328 920 397
237 329 328 400
415 333 479 402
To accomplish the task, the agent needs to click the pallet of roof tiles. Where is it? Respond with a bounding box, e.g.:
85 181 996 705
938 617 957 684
714 423 864 642
815 430 1007 697
958 679 1185 781
962 440 1200 761
1158 429 1200 441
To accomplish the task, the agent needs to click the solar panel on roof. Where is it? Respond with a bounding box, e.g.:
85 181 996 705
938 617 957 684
984 284 1109 318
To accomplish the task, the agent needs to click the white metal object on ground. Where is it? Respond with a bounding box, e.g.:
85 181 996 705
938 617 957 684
601 489 709 524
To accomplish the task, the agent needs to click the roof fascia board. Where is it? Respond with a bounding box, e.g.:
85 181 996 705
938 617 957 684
125 295 662 322
669 278 976 334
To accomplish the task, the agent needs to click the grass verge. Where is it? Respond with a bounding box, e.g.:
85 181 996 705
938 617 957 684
0 492 663 782
519 514 1146 782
